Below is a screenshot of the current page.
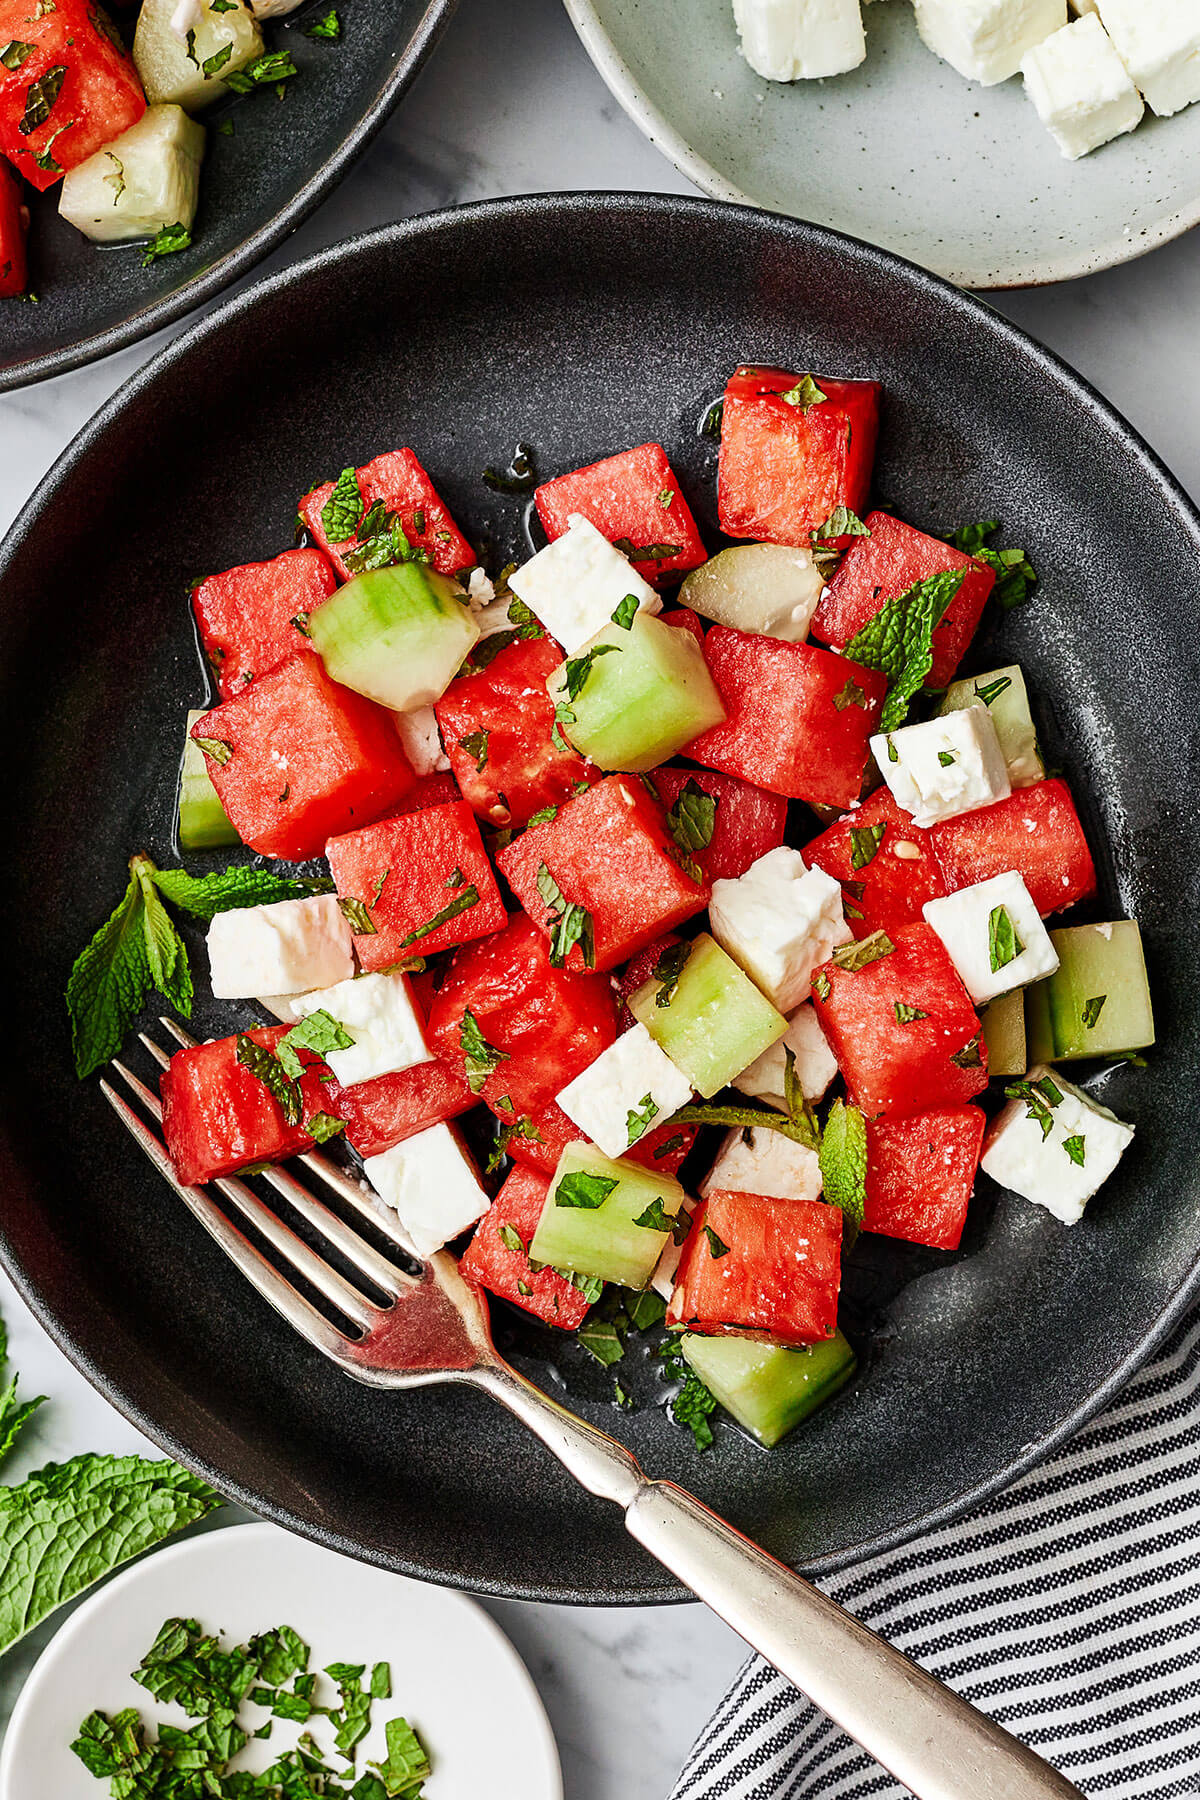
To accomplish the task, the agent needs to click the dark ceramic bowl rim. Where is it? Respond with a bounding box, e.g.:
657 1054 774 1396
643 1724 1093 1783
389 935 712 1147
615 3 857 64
0 0 458 394
4 191 1200 1603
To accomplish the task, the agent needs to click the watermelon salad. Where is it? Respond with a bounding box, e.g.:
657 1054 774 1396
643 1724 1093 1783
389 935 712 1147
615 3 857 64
69 363 1154 1454
0 0 340 300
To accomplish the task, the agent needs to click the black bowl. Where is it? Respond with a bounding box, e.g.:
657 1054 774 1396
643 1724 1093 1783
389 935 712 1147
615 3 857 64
0 0 456 391
1 194 1198 1603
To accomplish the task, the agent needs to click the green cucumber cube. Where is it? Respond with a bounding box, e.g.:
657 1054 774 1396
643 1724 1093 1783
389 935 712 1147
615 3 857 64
134 0 264 110
59 106 205 246
1029 921 1154 1061
546 613 726 773
678 543 825 641
1025 977 1054 1066
309 563 480 713
179 708 238 850
680 1330 856 1448
529 1142 688 1290
980 987 1026 1078
628 932 787 1098
937 664 1043 788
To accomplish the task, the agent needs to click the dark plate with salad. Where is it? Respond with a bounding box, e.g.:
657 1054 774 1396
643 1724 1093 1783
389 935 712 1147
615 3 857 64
0 0 456 390
0 193 1197 1604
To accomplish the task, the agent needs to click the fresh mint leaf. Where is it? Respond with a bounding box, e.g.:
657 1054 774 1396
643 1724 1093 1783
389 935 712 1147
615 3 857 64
141 221 191 267
66 854 193 1080
536 862 595 968
202 41 232 74
949 521 1037 611
819 1099 867 1239
236 1033 302 1126
303 4 341 34
830 931 895 974
223 48 298 90
561 643 621 702
988 904 1024 973
1063 1134 1086 1167
371 1717 432 1792
486 1116 542 1174
832 677 868 712
950 1032 984 1069
652 939 691 1009
19 62 63 133
612 537 681 561
612 593 640 629
624 1288 667 1331
499 1224 526 1254
671 1101 817 1150
843 568 966 732
276 1009 354 1079
460 1007 509 1096
850 822 886 871
626 1093 659 1146
0 1457 219 1654
458 729 488 772
893 1001 928 1024
308 1112 345 1143
658 1339 716 1450
321 466 364 543
0 42 35 69
555 1171 619 1210
666 779 717 856
703 1224 730 1259
1082 994 1106 1029
812 506 869 542
633 1198 688 1243
578 1318 624 1367
779 374 826 410
397 886 480 948
973 675 1013 708
150 863 331 922
338 895 378 935
1005 1075 1062 1140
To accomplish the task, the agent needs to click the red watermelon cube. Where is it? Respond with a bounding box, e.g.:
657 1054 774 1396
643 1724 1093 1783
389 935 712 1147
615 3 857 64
192 548 337 700
811 511 995 690
534 442 707 588
325 800 506 970
459 1165 593 1330
863 1107 986 1251
649 768 788 882
686 626 887 809
496 774 708 972
325 1059 475 1159
667 1191 842 1346
811 923 987 1118
160 1025 329 1186
717 365 880 549
192 655 415 861
804 787 948 940
929 778 1096 917
300 448 474 578
0 0 146 191
434 633 596 828
427 915 617 1118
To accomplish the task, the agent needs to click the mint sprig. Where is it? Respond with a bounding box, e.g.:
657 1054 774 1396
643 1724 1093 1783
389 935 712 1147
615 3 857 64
818 1099 868 1243
66 854 331 1078
843 568 966 731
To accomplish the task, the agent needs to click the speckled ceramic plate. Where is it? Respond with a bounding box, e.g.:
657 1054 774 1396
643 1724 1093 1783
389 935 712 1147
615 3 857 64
1 195 1198 1604
564 0 1200 288
0 0 457 392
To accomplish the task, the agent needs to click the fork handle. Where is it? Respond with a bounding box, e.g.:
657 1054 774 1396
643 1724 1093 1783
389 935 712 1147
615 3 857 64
478 1363 1083 1800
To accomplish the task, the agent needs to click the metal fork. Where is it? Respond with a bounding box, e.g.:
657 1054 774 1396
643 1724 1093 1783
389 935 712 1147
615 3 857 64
103 1020 1083 1800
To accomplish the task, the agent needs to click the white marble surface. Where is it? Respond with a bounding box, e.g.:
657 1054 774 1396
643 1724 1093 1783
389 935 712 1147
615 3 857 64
2 0 1200 1791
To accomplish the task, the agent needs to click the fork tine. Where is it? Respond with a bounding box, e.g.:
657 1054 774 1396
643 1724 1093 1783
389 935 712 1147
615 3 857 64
112 1060 383 1333
160 1015 199 1048
100 1081 354 1361
256 1163 417 1298
138 1031 171 1071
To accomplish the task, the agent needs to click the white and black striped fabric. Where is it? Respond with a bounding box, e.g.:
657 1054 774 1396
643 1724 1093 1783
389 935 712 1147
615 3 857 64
670 1306 1200 1800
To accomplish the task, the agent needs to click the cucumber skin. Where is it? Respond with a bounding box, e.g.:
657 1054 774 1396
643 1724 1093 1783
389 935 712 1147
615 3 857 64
1035 922 1155 1061
629 933 787 1098
681 1330 856 1448
529 1143 688 1290
179 711 238 851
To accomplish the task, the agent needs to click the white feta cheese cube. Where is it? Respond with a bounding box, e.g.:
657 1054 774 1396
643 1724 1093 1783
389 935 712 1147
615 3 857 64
981 1064 1133 1224
291 972 432 1089
555 1023 693 1160
700 1125 823 1203
363 1124 489 1258
913 0 1067 84
394 705 449 776
732 0 866 80
1022 15 1143 157
507 515 660 656
872 704 1010 829
922 872 1059 1004
709 847 851 1013
732 1002 838 1109
1097 0 1200 115
207 896 354 1000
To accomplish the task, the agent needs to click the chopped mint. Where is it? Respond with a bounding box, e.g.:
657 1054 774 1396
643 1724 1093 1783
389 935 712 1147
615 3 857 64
843 568 966 732
555 1170 619 1211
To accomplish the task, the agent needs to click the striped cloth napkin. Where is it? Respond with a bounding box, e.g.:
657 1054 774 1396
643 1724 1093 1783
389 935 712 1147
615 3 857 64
669 1305 1200 1800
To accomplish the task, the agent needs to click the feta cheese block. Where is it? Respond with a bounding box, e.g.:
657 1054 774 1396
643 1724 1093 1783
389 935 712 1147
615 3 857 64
872 704 1011 829
913 0 1067 85
507 515 660 656
555 1022 693 1160
732 0 866 81
733 1002 838 1109
709 846 851 1014
364 1123 489 1258
923 872 1059 1005
981 1064 1133 1224
1097 0 1200 116
1022 14 1143 158
291 972 432 1089
394 704 450 776
699 1124 823 1204
937 664 1044 788
207 896 355 1000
